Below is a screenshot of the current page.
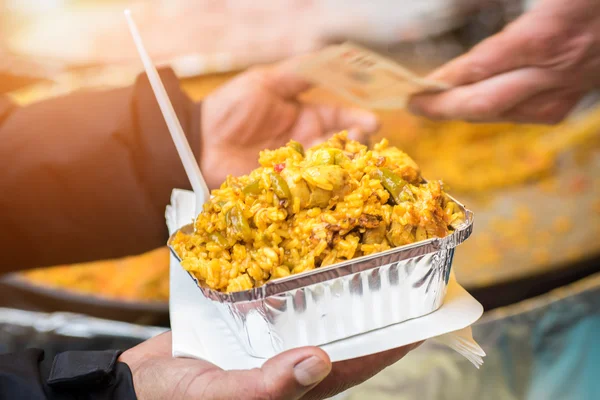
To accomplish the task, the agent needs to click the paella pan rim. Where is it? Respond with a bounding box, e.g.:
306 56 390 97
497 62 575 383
0 273 169 316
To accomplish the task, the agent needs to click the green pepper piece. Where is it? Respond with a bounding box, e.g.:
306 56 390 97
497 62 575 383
269 173 292 199
288 140 305 156
209 232 228 247
242 180 261 196
226 205 253 242
333 150 350 166
373 168 407 205
399 187 415 202
306 148 335 166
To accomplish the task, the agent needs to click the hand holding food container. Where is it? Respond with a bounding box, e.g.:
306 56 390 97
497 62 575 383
125 10 484 393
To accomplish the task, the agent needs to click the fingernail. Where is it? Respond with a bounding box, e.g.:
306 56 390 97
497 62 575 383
293 356 331 386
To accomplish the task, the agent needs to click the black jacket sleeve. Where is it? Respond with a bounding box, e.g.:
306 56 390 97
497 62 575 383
0 69 199 273
0 348 136 399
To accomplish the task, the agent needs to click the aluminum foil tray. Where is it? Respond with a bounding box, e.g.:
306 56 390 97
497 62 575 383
169 202 473 358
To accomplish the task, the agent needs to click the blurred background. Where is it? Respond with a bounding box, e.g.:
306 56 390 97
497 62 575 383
1 0 599 399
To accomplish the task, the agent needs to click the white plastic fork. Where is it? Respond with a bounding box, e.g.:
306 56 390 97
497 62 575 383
432 326 486 368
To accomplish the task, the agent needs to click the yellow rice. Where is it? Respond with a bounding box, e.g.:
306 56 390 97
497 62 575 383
172 132 465 293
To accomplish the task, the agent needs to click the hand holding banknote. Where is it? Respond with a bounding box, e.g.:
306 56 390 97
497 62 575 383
408 0 600 124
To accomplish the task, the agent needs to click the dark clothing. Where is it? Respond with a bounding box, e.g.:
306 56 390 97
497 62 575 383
0 349 136 399
0 69 197 272
0 69 200 398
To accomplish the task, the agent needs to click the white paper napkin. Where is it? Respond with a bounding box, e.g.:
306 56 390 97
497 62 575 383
166 189 485 369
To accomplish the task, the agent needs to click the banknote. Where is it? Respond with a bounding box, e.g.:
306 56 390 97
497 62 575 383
296 42 450 109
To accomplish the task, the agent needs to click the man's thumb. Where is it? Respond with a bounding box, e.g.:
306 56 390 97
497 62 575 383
209 347 332 400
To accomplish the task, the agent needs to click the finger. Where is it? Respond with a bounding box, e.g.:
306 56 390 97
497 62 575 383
304 344 417 400
426 14 535 86
254 55 316 99
500 89 584 124
408 67 558 122
198 347 332 400
313 104 380 135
